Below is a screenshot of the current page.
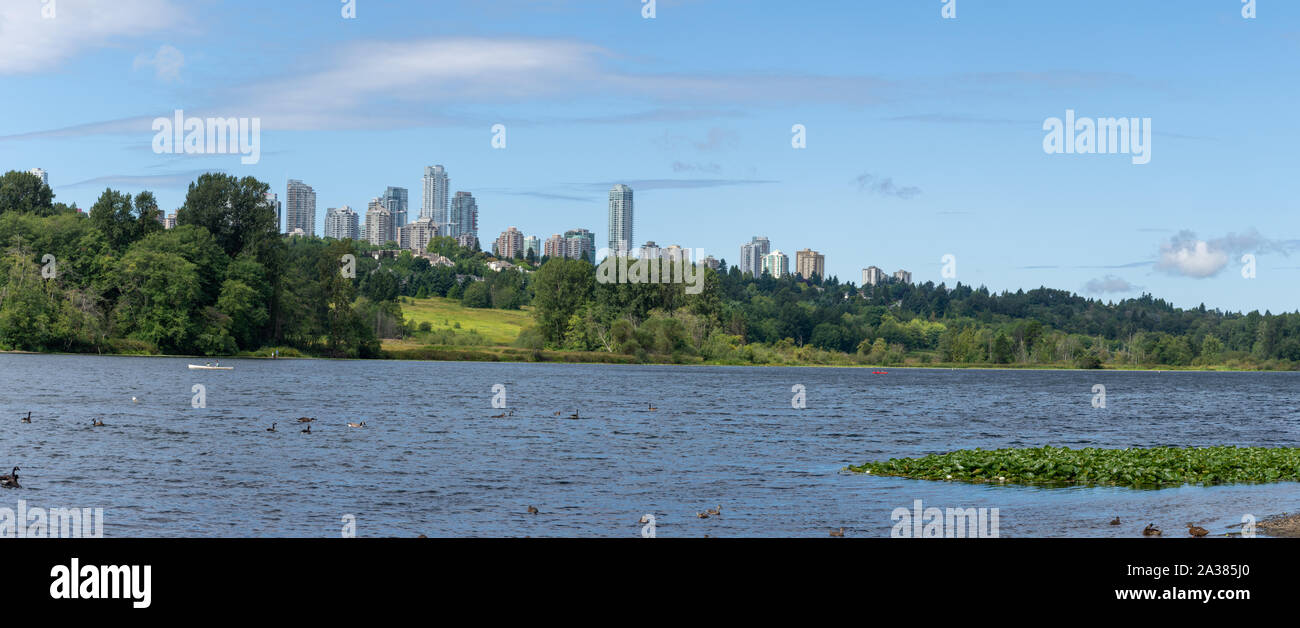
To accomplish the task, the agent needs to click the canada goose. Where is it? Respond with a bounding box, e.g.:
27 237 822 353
91 419 105 427
20 412 32 424
527 505 539 515
296 417 315 423
567 411 580 419
266 423 277 432
0 467 19 489
347 422 366 428
1142 523 1161 536
1109 517 1121 526
829 527 845 537
1187 523 1209 537
647 403 657 411
301 424 311 434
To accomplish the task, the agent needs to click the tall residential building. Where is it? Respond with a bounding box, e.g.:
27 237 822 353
523 236 541 259
325 206 360 240
739 236 770 277
608 184 633 254
265 192 282 232
795 249 825 281
446 191 478 241
286 179 317 236
893 269 912 284
365 198 394 246
862 266 885 286
456 233 478 250
421 165 449 222
29 168 48 186
762 250 790 279
638 241 660 260
494 227 524 259
164 213 178 230
564 228 595 262
543 234 565 259
382 186 409 230
399 217 439 253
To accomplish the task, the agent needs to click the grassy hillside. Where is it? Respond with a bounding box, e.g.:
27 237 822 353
398 296 531 346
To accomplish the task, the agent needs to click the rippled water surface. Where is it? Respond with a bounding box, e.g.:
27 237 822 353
2 354 1298 537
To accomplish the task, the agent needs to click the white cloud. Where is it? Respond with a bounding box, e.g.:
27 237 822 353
133 44 184 81
1083 275 1140 294
0 0 185 74
1155 229 1297 278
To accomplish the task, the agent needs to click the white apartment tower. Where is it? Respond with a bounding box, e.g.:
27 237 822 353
285 179 317 236
608 184 633 255
422 165 449 223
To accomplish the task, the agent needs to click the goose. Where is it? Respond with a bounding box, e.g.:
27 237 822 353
1109 516 1121 526
91 419 105 427
1142 523 1161 536
20 412 31 424
266 423 277 432
0 467 19 489
647 403 657 411
301 424 312 434
1187 523 1209 537
527 505 539 515
347 422 366 428
829 527 845 537
296 417 315 423
567 411 580 419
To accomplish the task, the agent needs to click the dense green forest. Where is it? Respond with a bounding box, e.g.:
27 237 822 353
2 170 1298 369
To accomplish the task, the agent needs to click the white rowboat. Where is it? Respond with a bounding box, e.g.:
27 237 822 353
188 364 233 370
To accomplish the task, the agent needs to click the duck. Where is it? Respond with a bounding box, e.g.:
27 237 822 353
489 409 514 419
1109 516 1121 526
1187 523 1209 537
697 511 710 519
527 505 539 515
1142 523 1161 536
347 422 366 428
706 505 722 517
829 527 845 537
296 417 315 423
20 412 32 424
266 423 277 432
301 424 312 434
0 466 19 489
91 419 105 427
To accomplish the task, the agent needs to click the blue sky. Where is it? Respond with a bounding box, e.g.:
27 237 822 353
2 0 1298 312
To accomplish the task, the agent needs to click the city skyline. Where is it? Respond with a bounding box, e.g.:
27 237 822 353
5 1 1299 312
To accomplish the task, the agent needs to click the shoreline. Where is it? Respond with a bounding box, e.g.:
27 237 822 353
3 348 1299 372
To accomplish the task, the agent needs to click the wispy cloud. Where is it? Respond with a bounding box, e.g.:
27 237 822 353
584 179 775 191
854 173 921 199
0 0 187 75
671 161 722 174
63 170 217 189
1155 229 1299 278
1083 275 1141 294
132 44 185 82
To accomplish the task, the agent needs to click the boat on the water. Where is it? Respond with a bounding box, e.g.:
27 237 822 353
188 363 233 370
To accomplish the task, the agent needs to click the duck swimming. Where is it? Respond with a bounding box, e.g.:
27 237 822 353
527 505 539 515
829 527 845 537
1142 523 1161 536
91 419 105 427
1109 517 1121 526
0 467 19 489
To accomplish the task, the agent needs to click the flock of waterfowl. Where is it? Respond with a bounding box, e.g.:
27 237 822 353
1112 518 1212 537
262 416 369 434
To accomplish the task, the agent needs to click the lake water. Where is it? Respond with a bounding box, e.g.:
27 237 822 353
1 354 1297 537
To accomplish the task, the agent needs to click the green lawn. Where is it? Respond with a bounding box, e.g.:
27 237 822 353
399 297 532 346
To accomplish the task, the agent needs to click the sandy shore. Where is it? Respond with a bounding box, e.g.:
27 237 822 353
1257 513 1300 537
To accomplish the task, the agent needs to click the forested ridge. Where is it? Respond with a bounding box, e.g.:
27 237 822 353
2 170 1298 369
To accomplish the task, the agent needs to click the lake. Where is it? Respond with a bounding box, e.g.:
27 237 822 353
1 354 1297 537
